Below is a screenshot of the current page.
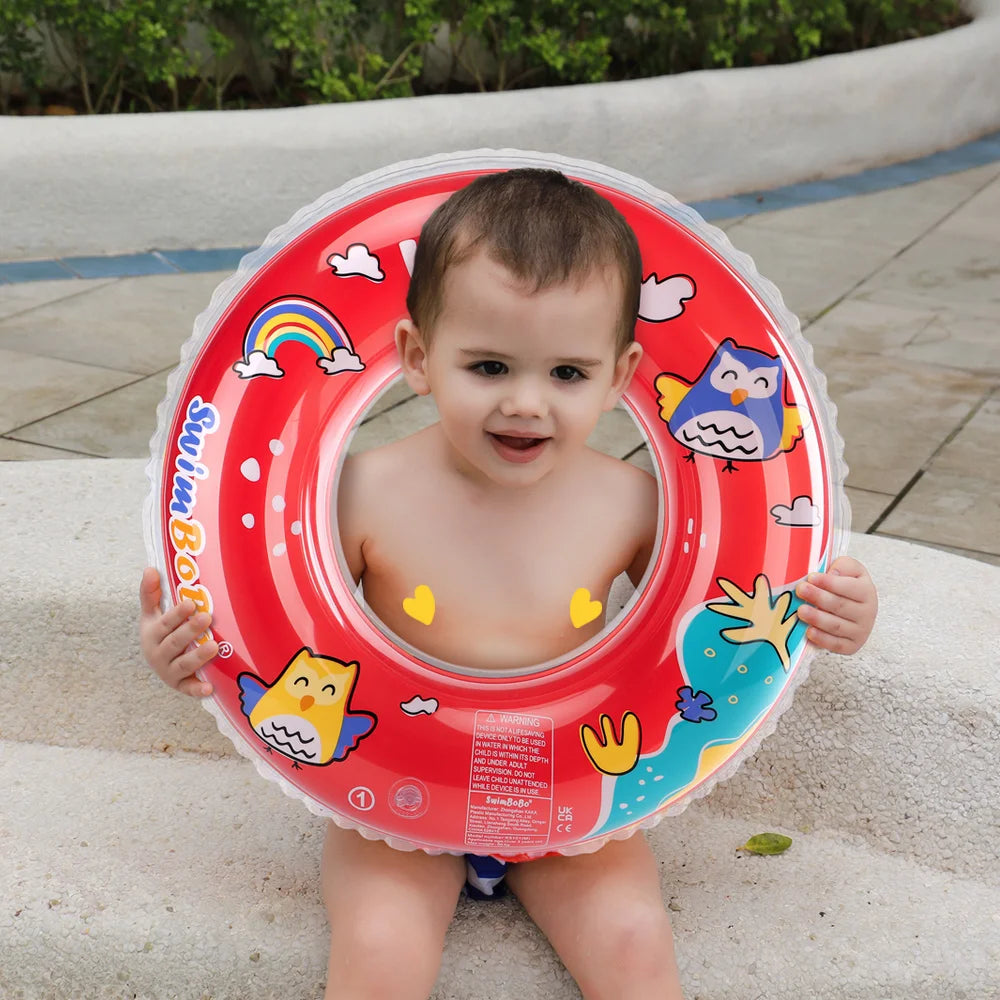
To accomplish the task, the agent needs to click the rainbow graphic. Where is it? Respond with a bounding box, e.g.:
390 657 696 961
233 295 365 380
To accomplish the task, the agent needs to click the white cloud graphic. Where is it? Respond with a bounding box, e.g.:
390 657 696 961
233 350 284 379
638 273 696 322
317 347 365 375
400 695 438 716
398 239 417 276
770 495 820 527
327 243 385 282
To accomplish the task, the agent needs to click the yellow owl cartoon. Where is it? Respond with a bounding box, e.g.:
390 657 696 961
237 648 376 767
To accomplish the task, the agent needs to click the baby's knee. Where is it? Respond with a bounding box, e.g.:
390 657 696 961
595 898 675 971
327 903 444 997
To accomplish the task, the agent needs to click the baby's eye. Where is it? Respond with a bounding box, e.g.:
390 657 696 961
552 365 585 382
293 675 309 687
322 684 337 697
470 360 507 377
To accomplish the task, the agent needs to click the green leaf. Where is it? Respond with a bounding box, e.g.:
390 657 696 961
737 832 792 855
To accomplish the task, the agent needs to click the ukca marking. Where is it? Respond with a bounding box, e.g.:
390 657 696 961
167 395 220 645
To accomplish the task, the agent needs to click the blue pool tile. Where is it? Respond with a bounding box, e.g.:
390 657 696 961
692 195 766 220
157 247 253 273
61 253 179 279
933 138 1000 170
868 160 951 188
771 178 858 204
0 259 76 282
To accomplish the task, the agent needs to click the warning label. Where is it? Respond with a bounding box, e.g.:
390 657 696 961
465 711 554 849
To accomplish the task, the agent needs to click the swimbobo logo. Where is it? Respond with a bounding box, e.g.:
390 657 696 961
167 395 220 643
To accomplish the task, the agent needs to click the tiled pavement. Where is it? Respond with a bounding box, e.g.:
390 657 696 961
1 159 998 566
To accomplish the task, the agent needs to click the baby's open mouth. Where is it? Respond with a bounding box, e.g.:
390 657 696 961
491 434 548 450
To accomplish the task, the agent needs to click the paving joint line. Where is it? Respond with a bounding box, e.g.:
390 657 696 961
869 529 999 564
0 277 120 325
866 384 995 535
1 369 161 439
801 167 1000 329
0 435 111 460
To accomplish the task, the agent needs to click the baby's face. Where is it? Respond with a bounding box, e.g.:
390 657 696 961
416 249 641 488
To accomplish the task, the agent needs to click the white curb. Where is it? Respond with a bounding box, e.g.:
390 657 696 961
1 1 998 259
1 458 998 997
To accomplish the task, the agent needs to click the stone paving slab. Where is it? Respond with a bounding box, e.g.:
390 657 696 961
810 346 993 496
877 389 1000 555
0 347 138 437
0 271 224 375
879 468 1000 555
860 228 1000 310
0 438 88 461
842 486 894 532
0 277 116 323
707 224 898 323
805 292 1000 375
936 167 1000 240
725 163 1000 251
10 369 171 459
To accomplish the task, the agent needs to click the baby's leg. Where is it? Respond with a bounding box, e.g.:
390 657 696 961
505 833 683 1000
321 822 466 1000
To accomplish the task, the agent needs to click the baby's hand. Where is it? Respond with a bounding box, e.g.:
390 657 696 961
139 567 217 697
795 556 877 655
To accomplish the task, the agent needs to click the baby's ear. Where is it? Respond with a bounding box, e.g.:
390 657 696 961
395 318 431 396
603 341 643 410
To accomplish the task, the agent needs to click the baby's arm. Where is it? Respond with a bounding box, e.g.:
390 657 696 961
335 454 369 587
138 567 218 697
795 556 878 655
625 466 659 587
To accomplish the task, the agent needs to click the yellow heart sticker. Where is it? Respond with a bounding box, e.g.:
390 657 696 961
403 584 436 626
570 588 602 628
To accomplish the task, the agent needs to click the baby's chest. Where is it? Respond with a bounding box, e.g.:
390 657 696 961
364 515 628 667
397 525 610 613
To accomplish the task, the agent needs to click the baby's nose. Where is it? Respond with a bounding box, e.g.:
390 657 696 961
500 378 548 418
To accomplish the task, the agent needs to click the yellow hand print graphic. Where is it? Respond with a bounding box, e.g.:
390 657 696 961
580 712 642 775
707 573 798 671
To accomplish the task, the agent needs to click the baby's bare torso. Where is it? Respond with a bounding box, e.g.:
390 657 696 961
338 425 657 670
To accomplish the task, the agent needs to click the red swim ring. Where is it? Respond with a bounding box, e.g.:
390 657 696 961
144 150 848 858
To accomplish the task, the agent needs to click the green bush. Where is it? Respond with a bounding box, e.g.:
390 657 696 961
1 0 205 112
211 0 440 103
0 0 968 113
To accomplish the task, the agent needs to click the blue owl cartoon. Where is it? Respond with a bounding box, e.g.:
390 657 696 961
655 339 803 471
238 647 376 768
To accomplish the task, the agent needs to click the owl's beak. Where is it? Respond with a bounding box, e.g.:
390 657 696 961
730 388 749 405
299 695 315 711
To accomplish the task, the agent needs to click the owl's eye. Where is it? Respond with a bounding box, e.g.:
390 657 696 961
721 369 738 380
293 675 309 687
322 684 337 697
754 376 771 388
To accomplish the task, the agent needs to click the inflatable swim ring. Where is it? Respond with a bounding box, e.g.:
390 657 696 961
144 150 848 858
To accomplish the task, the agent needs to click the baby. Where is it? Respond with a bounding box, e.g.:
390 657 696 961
140 168 878 999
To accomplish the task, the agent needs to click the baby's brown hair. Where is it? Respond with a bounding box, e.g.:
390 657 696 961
406 168 642 355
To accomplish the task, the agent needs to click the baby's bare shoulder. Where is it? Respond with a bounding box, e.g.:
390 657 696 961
340 428 440 510
582 449 658 511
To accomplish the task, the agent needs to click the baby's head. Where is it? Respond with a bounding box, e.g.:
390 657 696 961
406 168 642 355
